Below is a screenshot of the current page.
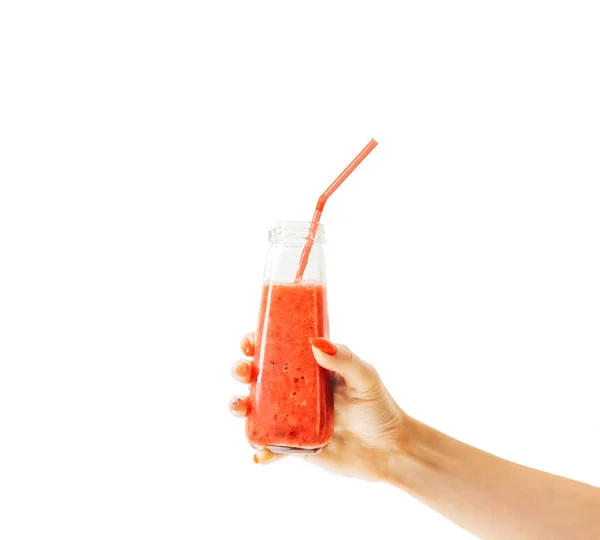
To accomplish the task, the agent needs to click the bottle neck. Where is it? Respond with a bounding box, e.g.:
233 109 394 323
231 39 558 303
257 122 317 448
268 221 326 246
263 221 327 284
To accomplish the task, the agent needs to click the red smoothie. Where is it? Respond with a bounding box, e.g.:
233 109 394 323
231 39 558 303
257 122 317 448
246 280 334 453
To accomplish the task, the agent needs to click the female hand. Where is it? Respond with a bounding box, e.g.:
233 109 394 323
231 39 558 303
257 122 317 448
230 333 412 482
231 335 600 540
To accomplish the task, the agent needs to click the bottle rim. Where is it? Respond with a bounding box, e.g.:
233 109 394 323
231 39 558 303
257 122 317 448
269 221 325 243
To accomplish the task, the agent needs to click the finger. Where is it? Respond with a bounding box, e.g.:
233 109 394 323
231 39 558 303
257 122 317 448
240 333 256 357
253 449 286 465
309 338 378 392
231 360 252 384
228 395 249 418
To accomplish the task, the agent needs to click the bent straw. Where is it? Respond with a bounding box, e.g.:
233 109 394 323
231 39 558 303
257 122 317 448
295 138 378 281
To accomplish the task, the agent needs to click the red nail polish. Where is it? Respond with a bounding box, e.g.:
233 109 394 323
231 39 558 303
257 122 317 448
234 363 248 377
241 337 254 357
309 337 337 355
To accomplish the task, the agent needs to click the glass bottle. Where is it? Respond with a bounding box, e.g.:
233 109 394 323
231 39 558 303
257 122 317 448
246 221 334 454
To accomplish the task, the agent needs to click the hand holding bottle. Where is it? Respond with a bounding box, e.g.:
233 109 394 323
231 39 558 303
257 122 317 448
230 333 409 481
231 334 600 539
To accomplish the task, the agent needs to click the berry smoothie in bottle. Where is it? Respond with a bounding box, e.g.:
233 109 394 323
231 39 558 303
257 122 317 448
246 222 333 454
245 139 378 455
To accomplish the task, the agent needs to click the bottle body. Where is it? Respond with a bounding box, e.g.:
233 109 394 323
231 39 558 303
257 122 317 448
246 222 334 454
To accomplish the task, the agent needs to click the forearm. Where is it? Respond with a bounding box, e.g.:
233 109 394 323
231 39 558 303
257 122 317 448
386 418 600 540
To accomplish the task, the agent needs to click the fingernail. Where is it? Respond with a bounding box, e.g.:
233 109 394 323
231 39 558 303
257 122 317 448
241 337 254 356
253 454 259 464
234 362 249 378
229 396 247 417
309 337 337 356
255 450 274 464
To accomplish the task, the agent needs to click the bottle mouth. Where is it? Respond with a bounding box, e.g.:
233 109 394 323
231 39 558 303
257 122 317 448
269 221 325 244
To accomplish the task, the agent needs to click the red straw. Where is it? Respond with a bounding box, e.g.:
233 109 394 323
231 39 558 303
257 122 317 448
295 138 378 281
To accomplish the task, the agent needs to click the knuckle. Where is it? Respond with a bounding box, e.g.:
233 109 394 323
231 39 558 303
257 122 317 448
361 361 379 381
349 351 362 368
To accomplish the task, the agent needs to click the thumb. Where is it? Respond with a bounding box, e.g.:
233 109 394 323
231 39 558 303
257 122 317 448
309 338 378 391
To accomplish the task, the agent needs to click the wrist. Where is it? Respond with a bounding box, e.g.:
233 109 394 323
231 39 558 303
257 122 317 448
382 416 442 491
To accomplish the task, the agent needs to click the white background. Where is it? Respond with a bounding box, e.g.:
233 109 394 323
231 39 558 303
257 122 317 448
1 1 599 539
